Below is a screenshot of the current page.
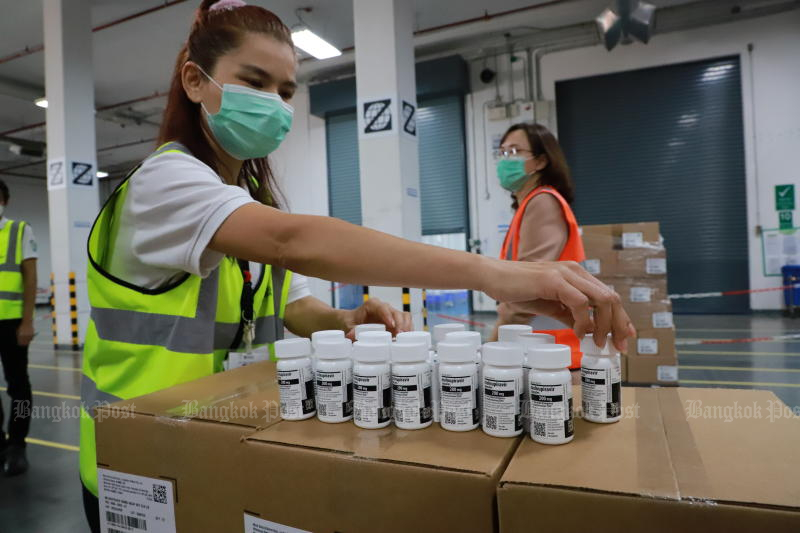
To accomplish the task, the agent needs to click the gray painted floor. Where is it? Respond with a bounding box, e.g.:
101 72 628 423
0 307 798 532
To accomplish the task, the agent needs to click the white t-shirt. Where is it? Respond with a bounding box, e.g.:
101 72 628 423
106 149 309 303
0 217 37 260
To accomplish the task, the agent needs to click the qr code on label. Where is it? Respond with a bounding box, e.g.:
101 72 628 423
444 411 456 425
153 483 168 504
318 403 327 417
485 415 497 430
533 421 546 437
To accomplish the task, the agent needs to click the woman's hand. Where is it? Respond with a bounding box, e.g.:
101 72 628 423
483 259 635 351
16 319 34 347
342 298 413 339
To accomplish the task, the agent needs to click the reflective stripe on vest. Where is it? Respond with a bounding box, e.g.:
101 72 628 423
499 186 585 369
0 220 25 319
80 141 292 496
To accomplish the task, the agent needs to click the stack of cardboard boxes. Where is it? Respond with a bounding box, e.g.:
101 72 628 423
581 222 678 385
94 362 800 532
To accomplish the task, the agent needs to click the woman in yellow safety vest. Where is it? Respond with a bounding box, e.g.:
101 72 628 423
80 1 633 531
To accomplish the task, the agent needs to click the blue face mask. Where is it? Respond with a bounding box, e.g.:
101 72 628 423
199 67 294 160
496 157 532 191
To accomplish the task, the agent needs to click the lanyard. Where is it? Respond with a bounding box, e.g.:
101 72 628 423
235 258 256 353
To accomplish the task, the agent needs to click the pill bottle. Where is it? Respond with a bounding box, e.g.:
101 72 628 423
443 330 484 415
517 332 556 433
310 330 345 372
432 323 465 348
357 330 393 344
528 344 574 444
315 338 353 423
580 335 621 424
497 324 532 343
354 323 386 339
438 342 480 432
391 342 433 430
397 331 437 421
275 338 316 421
352 341 392 429
481 342 524 437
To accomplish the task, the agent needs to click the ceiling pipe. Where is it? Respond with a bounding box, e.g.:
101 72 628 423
0 0 190 66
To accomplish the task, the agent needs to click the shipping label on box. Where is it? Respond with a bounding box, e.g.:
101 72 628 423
656 365 679 382
622 232 644 248
652 312 674 329
245 514 311 533
630 286 653 303
646 257 667 274
98 469 177 533
638 338 659 355
583 259 601 275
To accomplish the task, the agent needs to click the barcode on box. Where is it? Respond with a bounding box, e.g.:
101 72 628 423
153 483 168 504
106 511 147 531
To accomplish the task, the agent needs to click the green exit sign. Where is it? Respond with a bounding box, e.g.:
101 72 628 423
775 184 795 211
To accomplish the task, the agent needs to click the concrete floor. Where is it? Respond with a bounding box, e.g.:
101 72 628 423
0 307 798 532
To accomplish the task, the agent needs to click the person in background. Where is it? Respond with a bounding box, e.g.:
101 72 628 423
0 178 36 476
493 123 601 372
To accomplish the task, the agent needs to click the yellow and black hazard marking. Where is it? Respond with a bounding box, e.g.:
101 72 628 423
422 289 429 332
362 285 370 302
402 287 411 313
50 273 58 348
68 272 79 349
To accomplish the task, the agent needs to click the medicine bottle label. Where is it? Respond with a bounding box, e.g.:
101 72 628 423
440 374 479 427
483 376 522 433
277 365 316 418
392 371 432 425
581 366 621 420
316 369 353 419
530 383 573 440
354 370 391 425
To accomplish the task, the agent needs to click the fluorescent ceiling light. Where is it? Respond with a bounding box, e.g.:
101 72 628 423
291 29 341 60
34 97 48 108
96 171 109 178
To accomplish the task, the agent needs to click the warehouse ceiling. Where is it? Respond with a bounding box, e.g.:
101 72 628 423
0 0 796 181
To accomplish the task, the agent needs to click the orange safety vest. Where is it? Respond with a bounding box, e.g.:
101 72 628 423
500 186 586 368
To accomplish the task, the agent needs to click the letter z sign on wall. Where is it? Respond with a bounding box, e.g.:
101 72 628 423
359 97 395 137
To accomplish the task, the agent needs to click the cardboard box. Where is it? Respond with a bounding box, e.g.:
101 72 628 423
95 361 283 533
625 354 679 385
498 387 800 532
581 221 662 251
622 301 674 332
625 328 677 357
601 277 669 304
581 248 618 277
239 419 520 533
96 361 521 533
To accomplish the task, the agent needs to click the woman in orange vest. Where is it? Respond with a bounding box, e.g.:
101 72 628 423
494 123 587 371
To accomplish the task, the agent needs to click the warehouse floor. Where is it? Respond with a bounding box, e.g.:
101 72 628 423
1 307 798 532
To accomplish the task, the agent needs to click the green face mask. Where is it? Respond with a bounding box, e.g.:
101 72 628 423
496 157 532 192
200 68 294 160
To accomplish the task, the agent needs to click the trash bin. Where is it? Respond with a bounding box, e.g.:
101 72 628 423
782 265 800 318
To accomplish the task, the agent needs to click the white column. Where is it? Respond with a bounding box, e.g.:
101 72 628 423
353 0 424 326
43 0 99 347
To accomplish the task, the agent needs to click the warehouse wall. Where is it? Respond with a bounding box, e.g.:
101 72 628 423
3 176 50 303
271 85 332 304
539 10 800 310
